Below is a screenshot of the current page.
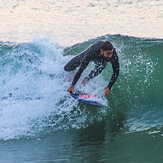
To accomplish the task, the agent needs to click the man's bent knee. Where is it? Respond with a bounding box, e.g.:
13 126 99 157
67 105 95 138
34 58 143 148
64 65 71 71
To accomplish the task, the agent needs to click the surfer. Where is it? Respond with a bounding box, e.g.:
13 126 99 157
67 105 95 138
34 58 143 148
64 41 119 97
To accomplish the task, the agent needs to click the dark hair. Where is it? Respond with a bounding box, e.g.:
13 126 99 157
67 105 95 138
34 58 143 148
101 41 113 51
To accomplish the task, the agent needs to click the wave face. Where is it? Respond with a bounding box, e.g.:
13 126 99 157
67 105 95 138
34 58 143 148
0 35 163 140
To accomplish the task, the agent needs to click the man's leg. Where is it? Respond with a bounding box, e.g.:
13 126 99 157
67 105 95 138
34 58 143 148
64 48 90 71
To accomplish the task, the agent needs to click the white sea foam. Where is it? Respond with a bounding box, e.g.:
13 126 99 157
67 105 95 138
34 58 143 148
0 38 108 140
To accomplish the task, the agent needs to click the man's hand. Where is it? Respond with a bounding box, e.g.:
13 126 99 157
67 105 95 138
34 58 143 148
104 87 110 97
67 84 75 93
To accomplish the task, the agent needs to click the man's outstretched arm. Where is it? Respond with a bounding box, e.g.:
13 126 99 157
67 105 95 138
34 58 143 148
107 57 119 90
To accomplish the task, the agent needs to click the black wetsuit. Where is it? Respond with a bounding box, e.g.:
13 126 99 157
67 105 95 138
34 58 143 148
64 41 119 90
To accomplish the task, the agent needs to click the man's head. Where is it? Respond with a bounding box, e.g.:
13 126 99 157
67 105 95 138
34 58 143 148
100 41 114 59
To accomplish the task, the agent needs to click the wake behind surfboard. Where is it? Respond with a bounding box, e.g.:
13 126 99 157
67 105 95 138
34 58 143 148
70 91 103 107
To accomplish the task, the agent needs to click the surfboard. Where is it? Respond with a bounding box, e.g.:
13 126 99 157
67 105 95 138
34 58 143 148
70 92 103 107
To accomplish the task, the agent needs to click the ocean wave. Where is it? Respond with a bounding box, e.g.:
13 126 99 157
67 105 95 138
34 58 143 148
0 35 163 140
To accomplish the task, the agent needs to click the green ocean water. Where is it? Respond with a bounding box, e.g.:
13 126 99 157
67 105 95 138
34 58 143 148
0 34 163 162
0 0 163 162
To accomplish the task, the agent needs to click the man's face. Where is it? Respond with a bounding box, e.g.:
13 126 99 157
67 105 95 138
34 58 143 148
101 49 114 59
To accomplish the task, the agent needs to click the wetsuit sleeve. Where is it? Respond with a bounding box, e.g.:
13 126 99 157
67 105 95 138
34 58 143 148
107 52 119 90
72 54 92 85
86 62 107 80
71 41 103 85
